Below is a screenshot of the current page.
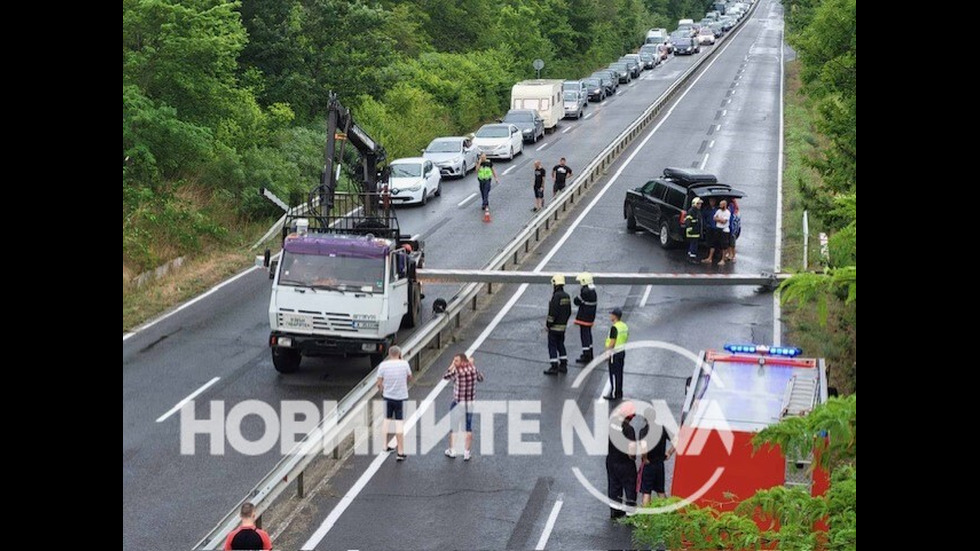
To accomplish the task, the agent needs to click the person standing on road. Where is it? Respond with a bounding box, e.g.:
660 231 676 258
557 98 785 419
377 345 413 461
726 198 741 262
443 353 484 461
552 157 573 196
603 308 629 400
543 274 572 375
532 160 546 212
477 153 499 211
685 197 704 260
606 401 638 519
573 272 598 364
224 502 272 550
637 407 676 505
702 199 730 265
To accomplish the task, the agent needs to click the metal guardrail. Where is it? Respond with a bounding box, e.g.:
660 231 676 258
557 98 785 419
196 7 758 548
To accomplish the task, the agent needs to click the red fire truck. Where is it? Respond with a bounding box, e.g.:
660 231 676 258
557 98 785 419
671 344 830 507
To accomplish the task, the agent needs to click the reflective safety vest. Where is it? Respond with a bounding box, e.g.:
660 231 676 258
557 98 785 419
478 163 493 180
605 320 629 348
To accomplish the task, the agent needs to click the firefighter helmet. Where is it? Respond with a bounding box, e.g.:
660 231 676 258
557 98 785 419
551 274 566 286
576 272 593 285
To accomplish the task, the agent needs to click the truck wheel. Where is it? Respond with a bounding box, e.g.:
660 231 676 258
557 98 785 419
272 348 301 374
659 220 674 249
626 205 638 231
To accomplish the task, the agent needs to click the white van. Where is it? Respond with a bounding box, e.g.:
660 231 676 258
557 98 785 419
511 79 564 133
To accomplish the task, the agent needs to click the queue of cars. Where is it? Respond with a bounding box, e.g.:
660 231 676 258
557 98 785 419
395 0 752 206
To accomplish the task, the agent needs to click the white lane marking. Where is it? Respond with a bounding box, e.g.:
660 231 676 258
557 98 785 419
615 89 625 96
503 165 517 175
535 496 565 550
302 32 744 549
699 153 710 170
457 192 478 207
773 25 785 346
714 124 721 132
722 109 727 117
562 126 574 134
124 266 261 341
155 377 220 423
583 112 594 120
708 140 715 149
639 285 653 308
536 142 550 151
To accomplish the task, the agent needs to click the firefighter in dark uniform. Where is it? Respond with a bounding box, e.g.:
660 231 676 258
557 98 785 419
573 272 598 364
543 274 571 375
685 197 704 260
606 400 638 519
603 308 629 400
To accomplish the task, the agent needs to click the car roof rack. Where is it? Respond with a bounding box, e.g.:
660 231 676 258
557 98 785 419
662 167 718 186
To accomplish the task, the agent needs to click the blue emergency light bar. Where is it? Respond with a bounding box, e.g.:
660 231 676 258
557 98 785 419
724 343 802 357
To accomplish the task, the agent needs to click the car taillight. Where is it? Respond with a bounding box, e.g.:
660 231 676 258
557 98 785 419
679 210 687 225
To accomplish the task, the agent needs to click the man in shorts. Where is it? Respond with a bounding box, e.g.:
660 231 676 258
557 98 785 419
377 345 412 461
532 160 546 212
552 157 573 196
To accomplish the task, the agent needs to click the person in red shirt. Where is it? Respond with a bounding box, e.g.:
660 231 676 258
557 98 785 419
443 353 485 461
224 502 272 550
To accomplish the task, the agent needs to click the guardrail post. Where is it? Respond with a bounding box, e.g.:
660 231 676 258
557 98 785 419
256 515 263 530
487 282 493 295
297 471 305 498
514 251 519 265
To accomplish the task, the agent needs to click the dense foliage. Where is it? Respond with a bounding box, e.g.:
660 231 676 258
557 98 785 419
779 0 856 320
123 0 715 273
627 396 857 550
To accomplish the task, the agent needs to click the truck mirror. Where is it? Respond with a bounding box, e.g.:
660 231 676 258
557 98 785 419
268 259 278 280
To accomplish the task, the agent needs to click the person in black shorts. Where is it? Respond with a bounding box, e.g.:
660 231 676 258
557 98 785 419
552 157 573 196
637 407 675 505
532 160 546 211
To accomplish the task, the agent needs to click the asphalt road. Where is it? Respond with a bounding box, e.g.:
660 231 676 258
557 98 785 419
121 23 737 551
279 0 786 548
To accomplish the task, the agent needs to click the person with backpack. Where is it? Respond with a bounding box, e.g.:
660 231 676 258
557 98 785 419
726 198 741 262
224 502 272 550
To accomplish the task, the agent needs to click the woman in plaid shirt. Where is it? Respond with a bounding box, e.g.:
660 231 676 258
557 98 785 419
443 353 484 461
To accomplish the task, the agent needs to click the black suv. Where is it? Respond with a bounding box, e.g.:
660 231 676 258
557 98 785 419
623 167 746 248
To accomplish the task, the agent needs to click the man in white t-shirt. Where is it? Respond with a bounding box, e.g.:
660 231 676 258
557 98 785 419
376 345 413 461
702 199 731 265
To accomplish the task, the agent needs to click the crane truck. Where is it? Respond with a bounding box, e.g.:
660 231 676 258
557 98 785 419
265 94 425 373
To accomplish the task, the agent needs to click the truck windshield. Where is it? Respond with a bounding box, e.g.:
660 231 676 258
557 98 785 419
279 251 385 292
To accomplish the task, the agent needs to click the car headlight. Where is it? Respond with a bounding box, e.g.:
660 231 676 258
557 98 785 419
494 144 509 151
408 184 422 191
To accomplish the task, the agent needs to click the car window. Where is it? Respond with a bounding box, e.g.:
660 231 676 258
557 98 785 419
390 163 421 178
476 125 510 138
427 139 460 153
665 186 685 208
649 182 668 200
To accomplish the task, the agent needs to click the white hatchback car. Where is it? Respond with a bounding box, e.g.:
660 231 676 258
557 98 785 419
385 158 441 206
472 123 524 160
697 27 716 45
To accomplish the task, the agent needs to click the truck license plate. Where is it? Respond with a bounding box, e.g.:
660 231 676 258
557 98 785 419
281 313 313 331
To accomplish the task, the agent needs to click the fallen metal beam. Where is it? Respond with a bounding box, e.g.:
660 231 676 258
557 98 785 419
417 269 790 286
